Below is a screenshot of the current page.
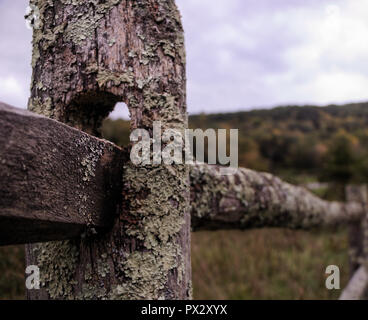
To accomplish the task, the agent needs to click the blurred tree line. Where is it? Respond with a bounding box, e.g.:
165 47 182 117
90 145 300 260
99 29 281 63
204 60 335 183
102 102 368 187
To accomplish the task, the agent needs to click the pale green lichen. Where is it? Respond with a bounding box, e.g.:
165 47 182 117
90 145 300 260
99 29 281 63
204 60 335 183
64 15 98 45
76 135 104 183
140 43 157 65
76 283 107 300
96 69 135 88
131 0 185 64
175 34 186 64
160 40 176 59
189 164 265 223
29 1 67 68
36 81 46 91
142 91 185 124
80 147 102 182
190 163 363 231
136 76 153 90
128 50 137 58
75 136 106 225
28 97 53 117
97 256 110 278
155 0 186 63
114 161 189 299
62 0 122 46
33 241 79 299
29 0 122 72
112 242 180 299
27 0 190 300
84 263 92 281
86 64 135 88
108 38 116 47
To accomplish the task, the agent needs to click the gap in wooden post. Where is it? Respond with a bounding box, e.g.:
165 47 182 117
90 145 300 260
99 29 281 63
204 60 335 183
101 102 131 148
64 91 122 137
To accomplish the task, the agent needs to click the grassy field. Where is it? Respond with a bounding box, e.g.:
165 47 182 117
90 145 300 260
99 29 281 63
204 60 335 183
0 245 25 299
191 228 349 300
0 227 349 300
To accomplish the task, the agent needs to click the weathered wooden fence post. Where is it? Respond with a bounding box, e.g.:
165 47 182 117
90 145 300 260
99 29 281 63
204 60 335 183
25 0 191 299
342 185 368 299
0 0 364 300
346 186 367 274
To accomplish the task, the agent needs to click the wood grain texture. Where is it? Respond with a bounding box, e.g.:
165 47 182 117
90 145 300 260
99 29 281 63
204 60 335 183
0 102 124 245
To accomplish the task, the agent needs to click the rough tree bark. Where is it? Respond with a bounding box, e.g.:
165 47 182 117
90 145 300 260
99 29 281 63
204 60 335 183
26 0 191 300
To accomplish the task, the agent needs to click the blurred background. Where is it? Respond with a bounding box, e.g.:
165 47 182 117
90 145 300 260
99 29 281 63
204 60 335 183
2 0 368 299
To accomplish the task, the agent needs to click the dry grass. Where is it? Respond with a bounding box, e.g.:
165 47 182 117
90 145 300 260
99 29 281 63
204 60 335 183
191 228 349 300
0 245 25 299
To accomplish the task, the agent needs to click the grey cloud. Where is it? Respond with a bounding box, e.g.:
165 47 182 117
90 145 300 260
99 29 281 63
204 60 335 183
0 0 32 108
0 0 366 118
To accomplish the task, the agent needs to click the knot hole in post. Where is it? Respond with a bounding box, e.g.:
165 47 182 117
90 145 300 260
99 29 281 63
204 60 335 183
63 92 128 138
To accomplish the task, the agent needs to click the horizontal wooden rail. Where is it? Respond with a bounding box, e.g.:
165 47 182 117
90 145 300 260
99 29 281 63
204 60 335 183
190 163 365 231
0 102 125 245
0 102 366 246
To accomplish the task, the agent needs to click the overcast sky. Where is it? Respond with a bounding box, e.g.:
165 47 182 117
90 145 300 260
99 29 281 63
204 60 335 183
1 0 368 119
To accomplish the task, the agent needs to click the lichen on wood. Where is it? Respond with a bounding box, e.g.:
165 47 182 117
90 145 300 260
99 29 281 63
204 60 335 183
26 0 191 300
190 163 366 231
33 241 79 299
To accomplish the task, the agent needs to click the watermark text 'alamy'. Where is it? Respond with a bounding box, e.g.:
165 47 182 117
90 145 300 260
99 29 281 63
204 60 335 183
130 121 238 175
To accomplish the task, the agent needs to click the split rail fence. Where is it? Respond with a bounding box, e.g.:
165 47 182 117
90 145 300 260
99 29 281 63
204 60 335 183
0 0 367 300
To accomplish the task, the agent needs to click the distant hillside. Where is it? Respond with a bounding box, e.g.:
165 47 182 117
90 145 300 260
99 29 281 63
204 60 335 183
102 102 368 185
